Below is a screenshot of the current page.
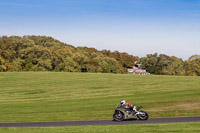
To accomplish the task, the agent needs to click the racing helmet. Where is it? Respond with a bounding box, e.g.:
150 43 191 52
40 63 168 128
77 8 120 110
120 100 126 105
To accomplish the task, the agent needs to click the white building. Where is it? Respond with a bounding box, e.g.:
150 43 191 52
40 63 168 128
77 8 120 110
127 64 150 75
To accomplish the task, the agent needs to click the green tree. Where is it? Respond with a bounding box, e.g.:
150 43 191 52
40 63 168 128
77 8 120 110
188 54 200 60
139 53 158 73
161 56 185 75
185 55 200 76
0 56 6 71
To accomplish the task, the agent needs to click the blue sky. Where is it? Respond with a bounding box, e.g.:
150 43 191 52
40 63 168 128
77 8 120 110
0 0 200 60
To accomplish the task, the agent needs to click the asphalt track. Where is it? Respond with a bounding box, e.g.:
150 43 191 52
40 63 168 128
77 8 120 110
0 116 200 127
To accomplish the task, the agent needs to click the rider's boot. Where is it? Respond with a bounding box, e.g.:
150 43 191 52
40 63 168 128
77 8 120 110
133 106 137 112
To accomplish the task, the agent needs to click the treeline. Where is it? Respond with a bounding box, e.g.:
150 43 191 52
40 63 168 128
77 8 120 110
138 53 200 76
0 36 136 73
0 36 199 76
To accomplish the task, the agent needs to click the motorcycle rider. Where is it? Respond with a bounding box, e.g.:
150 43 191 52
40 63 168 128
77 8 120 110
120 100 137 112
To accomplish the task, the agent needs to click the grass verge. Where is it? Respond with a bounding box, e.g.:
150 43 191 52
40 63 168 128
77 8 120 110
0 122 200 133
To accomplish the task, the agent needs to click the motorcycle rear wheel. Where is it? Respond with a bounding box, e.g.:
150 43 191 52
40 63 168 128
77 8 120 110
113 111 124 121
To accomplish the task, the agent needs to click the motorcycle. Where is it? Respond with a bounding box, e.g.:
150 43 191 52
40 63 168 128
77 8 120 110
113 105 149 121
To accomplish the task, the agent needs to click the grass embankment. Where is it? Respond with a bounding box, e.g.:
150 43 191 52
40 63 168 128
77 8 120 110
0 122 200 133
0 72 200 122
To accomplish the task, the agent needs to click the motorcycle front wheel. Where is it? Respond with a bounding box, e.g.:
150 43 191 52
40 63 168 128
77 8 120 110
137 111 149 120
113 111 124 121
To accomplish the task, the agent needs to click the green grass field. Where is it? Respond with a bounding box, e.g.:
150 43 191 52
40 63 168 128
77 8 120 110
0 72 200 122
0 122 200 133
